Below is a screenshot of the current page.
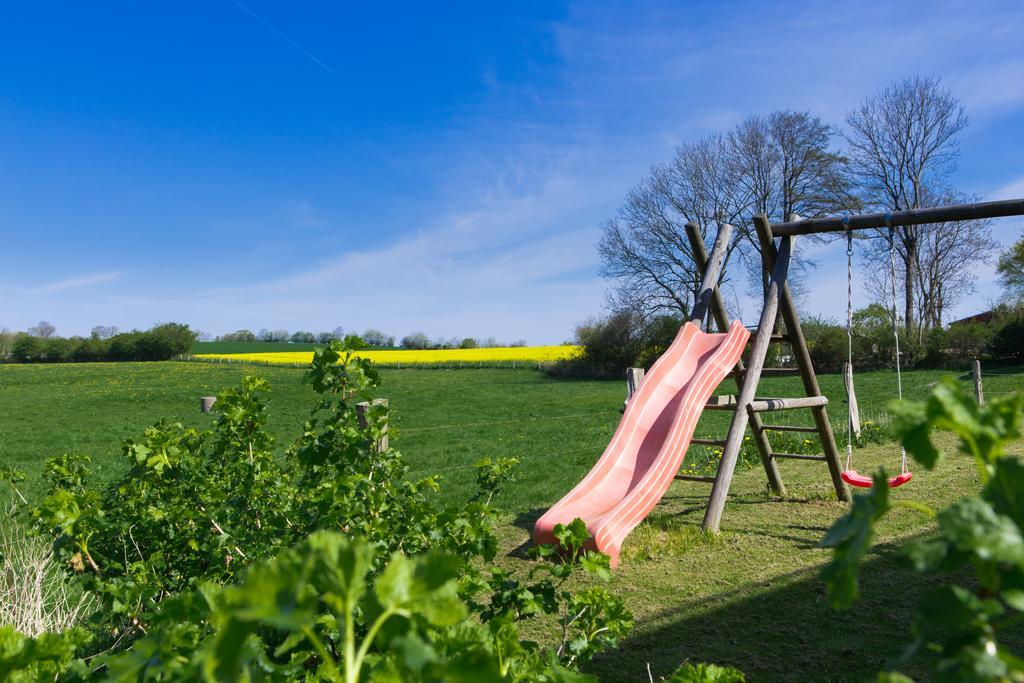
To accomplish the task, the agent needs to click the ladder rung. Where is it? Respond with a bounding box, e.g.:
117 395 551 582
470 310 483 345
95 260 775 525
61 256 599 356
705 395 828 411
760 424 819 434
674 474 716 483
748 396 829 412
771 452 827 461
690 438 727 447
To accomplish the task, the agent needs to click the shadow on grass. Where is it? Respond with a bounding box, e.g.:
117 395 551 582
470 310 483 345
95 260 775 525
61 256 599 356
506 507 548 558
583 545 1024 683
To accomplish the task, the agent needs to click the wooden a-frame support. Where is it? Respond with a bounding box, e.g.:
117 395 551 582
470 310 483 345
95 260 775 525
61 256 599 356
678 216 849 533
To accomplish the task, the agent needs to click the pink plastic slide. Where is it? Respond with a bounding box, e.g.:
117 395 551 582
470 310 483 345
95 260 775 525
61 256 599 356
533 320 750 567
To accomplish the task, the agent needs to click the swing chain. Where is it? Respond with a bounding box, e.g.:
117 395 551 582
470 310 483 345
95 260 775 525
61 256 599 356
886 222 909 475
845 229 854 471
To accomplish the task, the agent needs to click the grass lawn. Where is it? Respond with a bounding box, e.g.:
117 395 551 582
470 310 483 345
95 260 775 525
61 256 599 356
1 360 1022 680
191 340 327 354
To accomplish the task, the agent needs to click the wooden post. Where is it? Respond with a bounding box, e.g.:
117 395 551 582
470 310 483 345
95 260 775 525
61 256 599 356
200 396 217 413
843 362 861 439
973 359 985 405
689 223 733 325
356 398 389 452
755 215 849 503
702 234 793 533
625 367 645 407
684 223 785 496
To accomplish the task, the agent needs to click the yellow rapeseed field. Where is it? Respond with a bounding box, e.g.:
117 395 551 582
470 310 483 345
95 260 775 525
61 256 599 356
194 345 581 367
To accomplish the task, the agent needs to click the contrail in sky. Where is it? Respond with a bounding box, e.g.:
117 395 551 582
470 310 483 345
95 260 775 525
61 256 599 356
231 0 335 74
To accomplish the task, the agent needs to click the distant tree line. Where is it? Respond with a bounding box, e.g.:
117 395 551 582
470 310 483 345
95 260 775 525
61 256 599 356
210 327 395 346
0 323 196 363
801 304 1024 372
206 327 527 350
398 332 528 350
553 303 1024 379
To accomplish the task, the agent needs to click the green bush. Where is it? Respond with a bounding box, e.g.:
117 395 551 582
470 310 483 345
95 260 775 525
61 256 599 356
635 314 683 369
10 333 42 362
802 317 847 373
572 311 644 377
989 308 1024 362
0 340 644 681
945 321 993 365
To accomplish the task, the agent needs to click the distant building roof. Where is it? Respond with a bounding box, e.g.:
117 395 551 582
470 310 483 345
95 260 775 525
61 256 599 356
949 310 995 326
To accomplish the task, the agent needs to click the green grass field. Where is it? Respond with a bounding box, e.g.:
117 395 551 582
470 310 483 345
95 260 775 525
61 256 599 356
190 340 326 354
1 360 1022 680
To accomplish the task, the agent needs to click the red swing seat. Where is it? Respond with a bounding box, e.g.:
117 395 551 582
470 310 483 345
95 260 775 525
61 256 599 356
841 469 912 489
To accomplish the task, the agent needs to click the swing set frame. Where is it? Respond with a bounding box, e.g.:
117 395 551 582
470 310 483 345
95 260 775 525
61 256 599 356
689 197 1024 533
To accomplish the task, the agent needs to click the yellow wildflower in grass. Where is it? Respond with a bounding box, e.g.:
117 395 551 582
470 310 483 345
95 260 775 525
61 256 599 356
194 345 582 367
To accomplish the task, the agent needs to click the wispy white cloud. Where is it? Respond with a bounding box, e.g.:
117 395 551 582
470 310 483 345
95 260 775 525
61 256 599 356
191 172 611 342
991 176 1024 201
31 271 120 294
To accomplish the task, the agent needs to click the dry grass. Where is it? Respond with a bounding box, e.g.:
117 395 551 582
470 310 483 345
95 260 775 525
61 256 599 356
0 505 92 636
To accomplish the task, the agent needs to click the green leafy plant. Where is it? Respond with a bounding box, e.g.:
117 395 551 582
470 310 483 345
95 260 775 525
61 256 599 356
821 378 1024 681
3 339 647 680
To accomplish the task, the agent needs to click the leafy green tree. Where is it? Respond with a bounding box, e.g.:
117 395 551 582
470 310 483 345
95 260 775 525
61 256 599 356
10 333 42 362
220 329 257 342
401 332 431 349
990 306 1024 362
800 316 847 373
362 329 394 347
997 232 1024 301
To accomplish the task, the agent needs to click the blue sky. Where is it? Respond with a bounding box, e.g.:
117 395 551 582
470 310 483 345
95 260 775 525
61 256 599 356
2 0 1023 343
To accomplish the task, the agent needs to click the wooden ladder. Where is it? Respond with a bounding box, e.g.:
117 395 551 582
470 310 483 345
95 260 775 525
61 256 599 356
675 217 850 533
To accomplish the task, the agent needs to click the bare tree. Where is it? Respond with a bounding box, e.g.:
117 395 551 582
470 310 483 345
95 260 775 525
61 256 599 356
860 190 996 335
28 321 55 338
599 133 751 317
90 325 119 340
598 176 700 316
727 111 853 294
599 111 849 318
845 76 968 334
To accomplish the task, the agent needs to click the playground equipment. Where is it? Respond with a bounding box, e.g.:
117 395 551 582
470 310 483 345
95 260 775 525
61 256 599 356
839 229 911 489
535 198 1024 564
